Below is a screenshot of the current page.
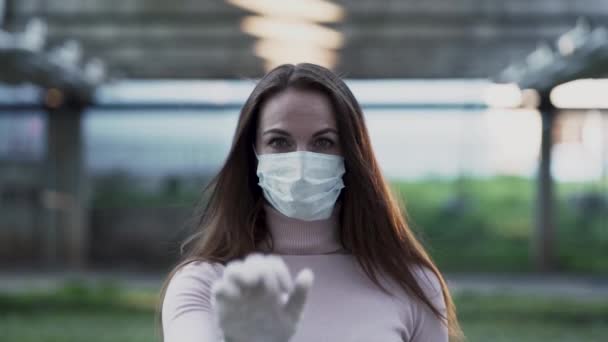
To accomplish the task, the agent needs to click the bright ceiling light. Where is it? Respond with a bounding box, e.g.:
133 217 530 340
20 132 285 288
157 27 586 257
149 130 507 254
227 0 344 23
228 0 344 71
482 83 523 108
241 16 344 49
551 79 608 109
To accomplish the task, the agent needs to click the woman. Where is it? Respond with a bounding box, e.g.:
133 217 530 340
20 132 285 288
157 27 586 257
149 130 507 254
158 63 463 342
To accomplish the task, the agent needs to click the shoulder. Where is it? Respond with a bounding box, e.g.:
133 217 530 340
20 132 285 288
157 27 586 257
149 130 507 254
406 264 449 340
164 260 226 298
162 260 226 320
380 263 448 340
379 263 446 313
389 263 447 319
169 260 225 288
409 263 444 302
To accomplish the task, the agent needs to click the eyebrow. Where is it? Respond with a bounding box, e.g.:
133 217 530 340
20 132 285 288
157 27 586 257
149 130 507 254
262 128 290 136
313 128 339 137
262 128 339 136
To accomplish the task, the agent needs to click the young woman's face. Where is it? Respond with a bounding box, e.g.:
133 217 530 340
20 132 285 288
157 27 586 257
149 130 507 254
255 87 342 156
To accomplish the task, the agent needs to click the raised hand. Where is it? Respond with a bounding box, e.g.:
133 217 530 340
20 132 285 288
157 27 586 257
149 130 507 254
211 253 314 342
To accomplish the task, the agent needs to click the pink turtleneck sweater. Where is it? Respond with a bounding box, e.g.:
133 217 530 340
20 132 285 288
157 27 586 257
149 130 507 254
162 204 448 342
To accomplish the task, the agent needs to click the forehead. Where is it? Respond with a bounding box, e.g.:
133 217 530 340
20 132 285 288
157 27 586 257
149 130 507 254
257 87 337 132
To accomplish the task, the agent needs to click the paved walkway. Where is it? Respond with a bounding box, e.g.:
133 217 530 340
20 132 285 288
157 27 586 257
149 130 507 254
446 273 608 299
1 270 608 299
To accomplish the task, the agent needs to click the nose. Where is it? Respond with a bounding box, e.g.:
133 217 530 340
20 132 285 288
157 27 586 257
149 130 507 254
295 142 310 152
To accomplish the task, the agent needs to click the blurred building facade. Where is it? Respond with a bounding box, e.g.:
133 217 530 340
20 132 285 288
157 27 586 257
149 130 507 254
1 0 606 271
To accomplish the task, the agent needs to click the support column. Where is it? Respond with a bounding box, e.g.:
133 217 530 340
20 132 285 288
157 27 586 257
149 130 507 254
44 106 88 269
534 95 557 271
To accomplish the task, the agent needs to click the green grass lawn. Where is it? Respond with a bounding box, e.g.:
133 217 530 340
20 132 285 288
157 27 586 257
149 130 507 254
1 283 607 342
1 312 154 342
392 176 608 274
456 292 608 341
92 175 608 274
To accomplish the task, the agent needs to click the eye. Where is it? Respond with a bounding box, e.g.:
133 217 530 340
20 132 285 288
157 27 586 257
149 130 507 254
314 137 335 149
268 137 291 149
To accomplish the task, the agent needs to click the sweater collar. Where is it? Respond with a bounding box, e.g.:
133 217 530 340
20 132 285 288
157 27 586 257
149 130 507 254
259 201 345 255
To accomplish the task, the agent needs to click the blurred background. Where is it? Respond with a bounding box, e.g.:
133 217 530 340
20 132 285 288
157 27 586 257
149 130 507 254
0 0 607 341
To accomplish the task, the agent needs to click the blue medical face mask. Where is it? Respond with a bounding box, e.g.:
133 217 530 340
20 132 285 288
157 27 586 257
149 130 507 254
254 149 345 221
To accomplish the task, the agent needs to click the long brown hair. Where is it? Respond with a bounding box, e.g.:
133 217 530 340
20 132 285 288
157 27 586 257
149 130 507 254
156 63 463 341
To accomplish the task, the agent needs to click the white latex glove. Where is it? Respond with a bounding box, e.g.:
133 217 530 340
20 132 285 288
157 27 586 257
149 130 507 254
210 253 314 342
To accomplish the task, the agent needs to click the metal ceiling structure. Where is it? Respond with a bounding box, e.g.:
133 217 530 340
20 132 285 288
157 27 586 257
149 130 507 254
495 18 608 271
0 8 107 268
